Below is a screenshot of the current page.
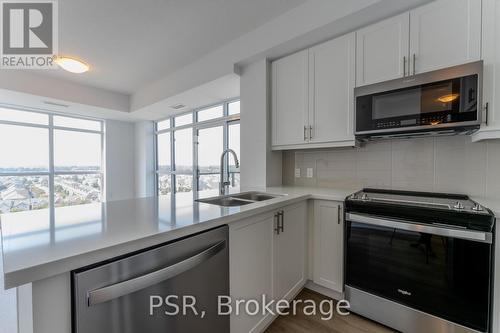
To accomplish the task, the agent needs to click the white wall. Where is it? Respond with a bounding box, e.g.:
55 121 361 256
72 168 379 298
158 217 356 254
240 60 282 189
134 121 156 198
105 120 136 201
0 242 17 333
0 72 129 113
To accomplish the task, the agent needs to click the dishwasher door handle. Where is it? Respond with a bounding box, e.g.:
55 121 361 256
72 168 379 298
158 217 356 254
87 240 226 306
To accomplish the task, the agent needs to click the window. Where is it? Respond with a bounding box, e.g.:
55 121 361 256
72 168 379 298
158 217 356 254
0 107 103 214
197 105 224 122
155 100 240 197
228 101 240 115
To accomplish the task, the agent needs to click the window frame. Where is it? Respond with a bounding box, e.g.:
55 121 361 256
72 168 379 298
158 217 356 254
0 105 105 215
154 99 240 198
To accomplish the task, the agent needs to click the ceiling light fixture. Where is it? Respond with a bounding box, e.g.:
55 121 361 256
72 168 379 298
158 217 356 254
170 103 186 110
55 56 90 74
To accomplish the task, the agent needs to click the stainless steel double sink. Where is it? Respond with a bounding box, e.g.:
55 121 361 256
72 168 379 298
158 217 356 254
196 191 282 207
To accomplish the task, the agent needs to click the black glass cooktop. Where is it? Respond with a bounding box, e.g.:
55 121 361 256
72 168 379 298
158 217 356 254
345 188 496 232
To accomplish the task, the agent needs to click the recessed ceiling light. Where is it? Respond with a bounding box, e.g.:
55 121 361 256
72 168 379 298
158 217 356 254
55 56 90 74
170 103 186 110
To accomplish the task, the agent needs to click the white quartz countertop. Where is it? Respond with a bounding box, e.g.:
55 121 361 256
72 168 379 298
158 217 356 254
0 187 352 289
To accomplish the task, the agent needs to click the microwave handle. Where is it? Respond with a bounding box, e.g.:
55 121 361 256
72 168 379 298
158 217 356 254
87 240 226 306
346 213 492 244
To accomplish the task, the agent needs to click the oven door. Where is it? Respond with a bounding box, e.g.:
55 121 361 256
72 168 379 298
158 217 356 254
355 62 482 135
345 213 493 332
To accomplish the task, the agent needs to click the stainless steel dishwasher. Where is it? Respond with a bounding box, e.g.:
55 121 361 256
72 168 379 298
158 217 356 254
72 226 229 333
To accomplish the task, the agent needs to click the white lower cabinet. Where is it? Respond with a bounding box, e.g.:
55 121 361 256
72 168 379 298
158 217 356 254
273 202 307 301
230 211 275 333
312 200 344 293
229 201 307 333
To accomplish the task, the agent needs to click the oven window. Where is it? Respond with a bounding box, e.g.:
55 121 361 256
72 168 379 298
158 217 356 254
345 221 491 332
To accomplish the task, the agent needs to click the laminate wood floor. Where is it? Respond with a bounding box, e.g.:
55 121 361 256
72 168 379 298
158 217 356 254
265 289 397 333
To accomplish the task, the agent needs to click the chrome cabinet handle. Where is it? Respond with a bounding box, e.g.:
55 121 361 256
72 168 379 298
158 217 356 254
413 54 416 76
87 240 226 306
485 102 489 126
274 212 280 235
337 206 341 225
346 213 492 244
309 126 313 140
403 56 406 77
303 126 307 141
276 210 284 233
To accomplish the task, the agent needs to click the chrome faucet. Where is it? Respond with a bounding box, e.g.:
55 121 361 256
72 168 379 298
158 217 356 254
219 149 240 195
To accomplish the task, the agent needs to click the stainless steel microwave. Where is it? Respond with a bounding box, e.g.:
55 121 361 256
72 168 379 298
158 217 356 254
354 61 483 140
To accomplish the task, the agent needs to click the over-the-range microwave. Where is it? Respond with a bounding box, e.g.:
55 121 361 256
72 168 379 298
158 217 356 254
354 61 483 141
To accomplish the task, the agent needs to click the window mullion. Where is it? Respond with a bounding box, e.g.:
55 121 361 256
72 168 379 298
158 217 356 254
193 128 199 199
48 114 55 240
154 100 239 196
171 128 176 194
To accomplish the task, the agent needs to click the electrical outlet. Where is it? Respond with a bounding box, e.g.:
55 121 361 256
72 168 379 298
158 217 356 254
295 168 301 178
306 168 314 178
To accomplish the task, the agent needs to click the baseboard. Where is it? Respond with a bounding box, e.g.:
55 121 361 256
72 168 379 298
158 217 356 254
304 280 344 301
254 280 307 333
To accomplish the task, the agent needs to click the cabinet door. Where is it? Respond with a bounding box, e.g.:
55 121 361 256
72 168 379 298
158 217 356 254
230 212 275 333
313 200 343 292
481 0 499 128
271 50 309 147
309 33 356 143
273 202 307 301
356 13 410 86
409 0 481 75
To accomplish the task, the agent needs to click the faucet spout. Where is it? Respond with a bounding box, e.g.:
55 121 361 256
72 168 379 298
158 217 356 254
219 149 239 195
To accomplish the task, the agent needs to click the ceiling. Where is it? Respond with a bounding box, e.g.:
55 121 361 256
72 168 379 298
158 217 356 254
35 0 305 94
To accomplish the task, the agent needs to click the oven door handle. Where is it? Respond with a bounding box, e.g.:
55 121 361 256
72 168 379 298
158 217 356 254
346 213 492 244
87 240 226 306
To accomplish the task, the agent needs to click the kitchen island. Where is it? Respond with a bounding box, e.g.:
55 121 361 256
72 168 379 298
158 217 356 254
0 187 351 333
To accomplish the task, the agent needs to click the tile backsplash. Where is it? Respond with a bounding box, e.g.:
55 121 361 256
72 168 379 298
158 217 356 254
283 136 500 200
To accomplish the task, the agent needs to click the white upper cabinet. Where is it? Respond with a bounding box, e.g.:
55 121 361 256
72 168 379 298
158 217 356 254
271 33 356 150
472 0 500 141
356 0 482 86
410 0 482 75
309 32 355 144
271 50 309 147
272 0 484 147
356 13 410 86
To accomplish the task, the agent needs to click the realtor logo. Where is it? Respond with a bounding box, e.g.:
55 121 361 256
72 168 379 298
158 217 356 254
1 0 58 68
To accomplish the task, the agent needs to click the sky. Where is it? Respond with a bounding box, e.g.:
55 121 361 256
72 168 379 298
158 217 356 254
0 124 101 169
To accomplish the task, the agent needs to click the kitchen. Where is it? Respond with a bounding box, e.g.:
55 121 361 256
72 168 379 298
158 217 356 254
1 0 500 333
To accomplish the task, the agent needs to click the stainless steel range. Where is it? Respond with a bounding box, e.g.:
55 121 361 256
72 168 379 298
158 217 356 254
344 189 495 333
